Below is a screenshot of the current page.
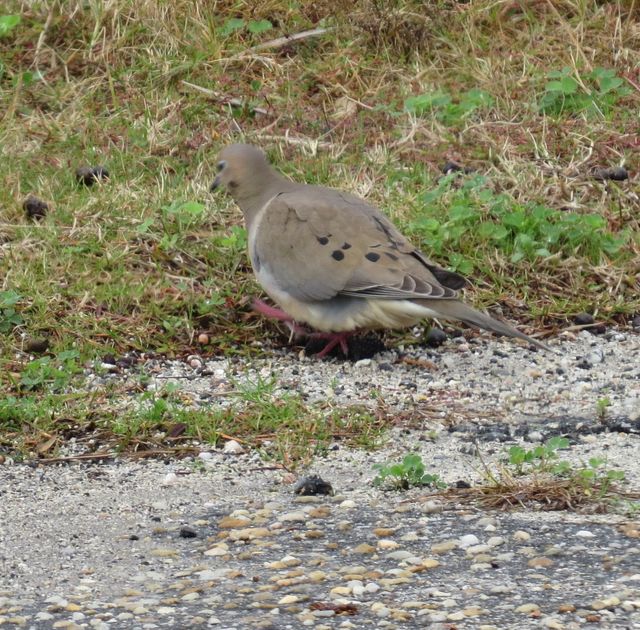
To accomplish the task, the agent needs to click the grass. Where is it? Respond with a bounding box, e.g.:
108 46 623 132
1 0 639 462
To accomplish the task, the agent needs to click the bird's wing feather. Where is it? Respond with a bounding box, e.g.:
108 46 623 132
253 187 465 303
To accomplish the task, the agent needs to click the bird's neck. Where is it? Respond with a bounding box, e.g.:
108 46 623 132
237 172 296 225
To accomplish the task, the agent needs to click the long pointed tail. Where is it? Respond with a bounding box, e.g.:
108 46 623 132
417 299 553 352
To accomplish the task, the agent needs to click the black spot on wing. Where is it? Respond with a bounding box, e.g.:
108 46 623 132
365 252 380 262
317 236 329 245
342 242 351 250
331 250 345 261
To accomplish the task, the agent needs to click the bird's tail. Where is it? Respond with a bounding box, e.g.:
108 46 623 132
416 299 553 352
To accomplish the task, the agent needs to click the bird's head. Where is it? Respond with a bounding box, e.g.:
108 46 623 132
210 144 271 200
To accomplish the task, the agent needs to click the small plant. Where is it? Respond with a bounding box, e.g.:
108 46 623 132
596 397 611 421
220 17 273 37
575 457 625 497
538 67 631 117
19 350 81 391
373 453 445 490
0 290 23 333
404 88 494 125
0 14 20 37
507 436 570 475
408 174 628 271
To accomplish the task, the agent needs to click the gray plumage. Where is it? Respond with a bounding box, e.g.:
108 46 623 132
211 143 551 352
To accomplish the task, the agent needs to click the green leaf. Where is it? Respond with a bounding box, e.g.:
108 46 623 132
14 70 44 87
0 290 22 308
598 75 624 94
136 217 154 234
545 80 566 93
503 211 526 228
559 76 579 94
0 14 20 37
178 201 205 215
509 446 525 464
547 67 572 79
404 92 451 115
449 204 478 222
57 350 80 362
247 19 272 34
478 223 508 240
547 437 569 450
220 17 245 36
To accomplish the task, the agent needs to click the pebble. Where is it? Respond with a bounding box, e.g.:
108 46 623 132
459 534 480 548
223 440 245 454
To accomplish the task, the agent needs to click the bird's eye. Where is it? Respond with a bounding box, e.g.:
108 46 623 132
217 160 227 172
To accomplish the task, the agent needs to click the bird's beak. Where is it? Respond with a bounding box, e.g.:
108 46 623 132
210 176 221 192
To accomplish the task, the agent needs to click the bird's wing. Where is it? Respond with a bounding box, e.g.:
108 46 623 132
252 187 466 303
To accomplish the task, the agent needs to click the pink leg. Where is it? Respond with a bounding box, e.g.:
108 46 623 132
252 298 352 357
252 299 309 336
252 298 293 323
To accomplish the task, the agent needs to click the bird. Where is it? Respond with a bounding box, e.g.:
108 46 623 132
210 143 551 356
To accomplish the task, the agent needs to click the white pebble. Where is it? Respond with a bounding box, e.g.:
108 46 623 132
458 534 480 548
161 472 178 486
223 439 245 454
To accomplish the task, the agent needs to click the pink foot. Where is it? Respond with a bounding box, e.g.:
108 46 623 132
307 331 352 358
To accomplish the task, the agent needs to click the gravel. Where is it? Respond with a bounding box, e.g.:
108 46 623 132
1 328 639 629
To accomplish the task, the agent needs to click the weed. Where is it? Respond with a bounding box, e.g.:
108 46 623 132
461 438 633 513
0 291 23 333
220 17 273 38
507 436 570 476
538 67 631 117
409 175 629 274
373 453 445 490
0 14 20 37
405 88 494 126
574 457 625 498
596 397 611 421
19 350 81 392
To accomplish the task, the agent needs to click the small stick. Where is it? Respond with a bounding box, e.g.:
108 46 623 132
241 27 334 55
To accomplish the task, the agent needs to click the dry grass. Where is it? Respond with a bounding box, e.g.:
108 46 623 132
442 471 640 514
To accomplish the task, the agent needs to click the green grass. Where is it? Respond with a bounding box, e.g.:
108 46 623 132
1 0 639 461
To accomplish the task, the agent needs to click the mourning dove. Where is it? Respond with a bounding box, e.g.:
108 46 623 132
211 144 551 355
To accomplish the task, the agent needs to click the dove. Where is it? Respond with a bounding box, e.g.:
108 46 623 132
210 143 551 356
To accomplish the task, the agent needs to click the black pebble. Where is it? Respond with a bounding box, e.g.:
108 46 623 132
574 312 594 326
425 328 447 347
23 195 48 220
24 338 49 354
179 526 197 538
129 534 139 541
441 160 475 175
592 166 629 181
294 474 334 496
455 480 471 489
76 165 110 187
